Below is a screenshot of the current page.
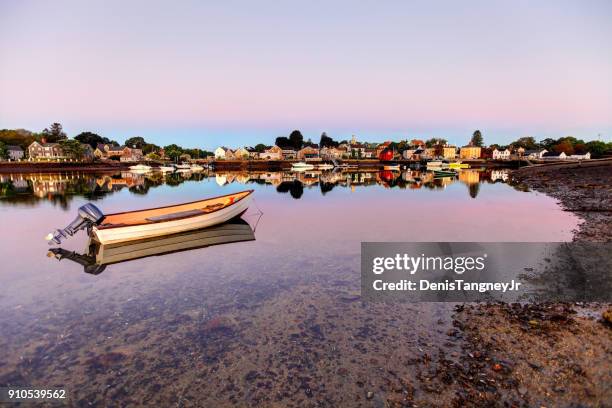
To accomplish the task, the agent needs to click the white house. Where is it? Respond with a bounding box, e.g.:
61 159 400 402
492 148 511 160
524 149 548 159
260 146 282 160
542 151 567 160
569 152 591 160
214 147 234 160
6 145 24 161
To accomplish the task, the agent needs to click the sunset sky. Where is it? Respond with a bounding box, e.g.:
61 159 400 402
1 0 611 149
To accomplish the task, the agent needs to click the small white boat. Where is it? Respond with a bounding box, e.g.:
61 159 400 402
158 166 175 172
383 164 400 171
129 164 152 171
190 164 205 171
175 163 191 170
46 190 254 245
291 162 315 171
317 164 334 170
426 161 443 168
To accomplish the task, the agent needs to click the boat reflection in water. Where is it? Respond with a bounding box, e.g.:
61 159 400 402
47 218 256 275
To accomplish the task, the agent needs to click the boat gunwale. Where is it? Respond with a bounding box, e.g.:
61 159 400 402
96 189 254 230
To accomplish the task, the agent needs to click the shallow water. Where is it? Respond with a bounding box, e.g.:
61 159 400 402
0 169 579 406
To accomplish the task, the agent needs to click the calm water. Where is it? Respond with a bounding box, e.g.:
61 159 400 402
0 169 579 406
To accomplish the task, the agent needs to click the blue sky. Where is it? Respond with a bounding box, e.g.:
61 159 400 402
1 0 611 149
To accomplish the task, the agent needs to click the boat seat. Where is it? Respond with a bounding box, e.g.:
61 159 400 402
145 203 226 222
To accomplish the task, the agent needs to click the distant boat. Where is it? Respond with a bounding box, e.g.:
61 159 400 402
46 190 254 245
291 162 315 171
448 162 469 169
129 164 152 171
383 164 400 171
47 219 256 275
158 166 175 172
190 164 205 171
175 163 191 169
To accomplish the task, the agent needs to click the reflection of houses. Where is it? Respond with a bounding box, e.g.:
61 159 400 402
458 170 480 184
459 146 481 159
95 173 145 191
260 146 282 160
490 170 509 182
28 141 64 159
6 145 24 161
297 146 320 161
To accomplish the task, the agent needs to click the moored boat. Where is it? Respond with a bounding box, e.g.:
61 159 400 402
190 164 205 171
432 169 457 178
175 163 191 169
448 162 470 169
158 166 175 172
47 219 256 274
46 190 254 245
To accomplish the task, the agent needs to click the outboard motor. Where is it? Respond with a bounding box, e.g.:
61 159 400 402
46 203 105 245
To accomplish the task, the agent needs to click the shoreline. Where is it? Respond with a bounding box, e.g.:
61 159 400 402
441 162 612 406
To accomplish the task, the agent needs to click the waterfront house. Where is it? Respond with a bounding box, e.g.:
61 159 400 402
94 144 109 158
297 146 320 161
234 147 250 160
363 148 376 158
106 145 127 159
375 141 392 158
214 147 235 160
260 145 282 160
542 151 567 160
281 148 296 159
245 147 260 159
28 141 64 160
459 146 482 159
347 143 366 158
319 147 342 159
6 145 24 161
524 149 548 159
81 144 95 161
442 146 457 159
569 152 591 160
402 149 415 160
492 148 511 160
119 147 143 162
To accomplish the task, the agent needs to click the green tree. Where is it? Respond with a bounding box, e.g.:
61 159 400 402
0 141 7 160
511 136 537 150
163 144 183 161
585 141 611 158
289 130 304 150
41 123 67 142
275 136 292 148
125 136 146 149
142 143 160 155
59 139 84 159
539 138 557 149
470 130 483 147
254 143 267 153
320 132 339 148
146 152 161 161
425 137 447 147
74 131 109 148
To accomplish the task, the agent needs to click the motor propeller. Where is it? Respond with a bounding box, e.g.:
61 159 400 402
46 203 105 245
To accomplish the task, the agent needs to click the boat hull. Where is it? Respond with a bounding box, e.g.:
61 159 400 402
93 195 253 245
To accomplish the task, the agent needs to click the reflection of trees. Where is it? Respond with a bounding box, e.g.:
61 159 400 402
320 182 335 195
468 183 480 198
277 180 304 199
